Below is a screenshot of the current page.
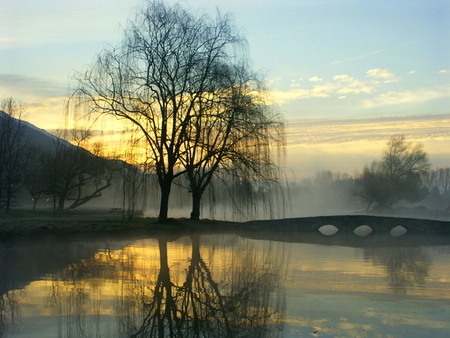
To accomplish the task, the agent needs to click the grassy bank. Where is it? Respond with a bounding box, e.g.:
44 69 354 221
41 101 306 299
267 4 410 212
0 209 241 238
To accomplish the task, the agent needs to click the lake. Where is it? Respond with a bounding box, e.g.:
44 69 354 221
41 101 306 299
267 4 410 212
1 228 449 337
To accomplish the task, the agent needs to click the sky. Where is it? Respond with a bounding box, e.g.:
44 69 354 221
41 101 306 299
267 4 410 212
1 0 450 179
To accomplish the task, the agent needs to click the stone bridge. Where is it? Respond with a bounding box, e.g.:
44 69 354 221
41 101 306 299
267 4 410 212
244 215 450 236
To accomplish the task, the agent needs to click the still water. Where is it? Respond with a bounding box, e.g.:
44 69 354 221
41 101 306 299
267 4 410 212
1 230 449 337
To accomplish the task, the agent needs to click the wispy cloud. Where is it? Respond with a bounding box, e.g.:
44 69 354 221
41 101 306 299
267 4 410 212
0 74 68 129
270 74 377 104
0 74 66 98
331 50 383 65
334 74 376 94
269 85 335 104
286 113 450 146
286 113 450 178
362 87 450 108
366 69 400 83
0 37 14 43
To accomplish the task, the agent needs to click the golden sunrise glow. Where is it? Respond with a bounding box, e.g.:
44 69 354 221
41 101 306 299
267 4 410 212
2 234 449 338
7 235 450 323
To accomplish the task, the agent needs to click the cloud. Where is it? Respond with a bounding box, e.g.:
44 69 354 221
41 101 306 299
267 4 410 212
270 85 333 104
268 72 448 109
287 113 450 146
407 71 417 74
0 37 14 43
286 113 450 179
333 74 353 82
309 76 323 82
439 70 448 74
334 75 376 94
331 50 383 65
366 69 400 83
290 78 303 87
265 76 283 88
269 74 378 104
366 69 394 78
0 74 66 99
362 87 450 108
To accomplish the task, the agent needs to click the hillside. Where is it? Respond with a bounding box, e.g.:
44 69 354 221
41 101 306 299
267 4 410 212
0 110 133 212
0 109 73 149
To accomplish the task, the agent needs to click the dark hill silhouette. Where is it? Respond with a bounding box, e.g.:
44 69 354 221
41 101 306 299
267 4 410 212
0 110 140 212
0 109 73 150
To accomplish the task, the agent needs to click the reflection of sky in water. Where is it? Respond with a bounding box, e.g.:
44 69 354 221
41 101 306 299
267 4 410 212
1 234 450 337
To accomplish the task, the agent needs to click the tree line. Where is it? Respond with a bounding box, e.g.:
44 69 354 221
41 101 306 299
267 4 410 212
291 135 447 214
2 95 446 218
0 97 118 214
0 95 284 221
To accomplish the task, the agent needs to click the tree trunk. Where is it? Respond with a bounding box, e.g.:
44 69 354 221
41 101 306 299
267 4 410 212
56 194 66 212
366 198 373 211
5 183 13 214
190 191 202 221
158 179 172 223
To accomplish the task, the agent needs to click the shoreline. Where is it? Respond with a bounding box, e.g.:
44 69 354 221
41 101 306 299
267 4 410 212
1 210 450 239
0 210 242 238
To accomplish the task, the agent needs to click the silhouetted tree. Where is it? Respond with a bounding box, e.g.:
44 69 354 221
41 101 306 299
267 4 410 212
181 64 285 220
22 149 48 211
360 135 430 210
0 97 30 213
74 1 271 222
43 129 114 212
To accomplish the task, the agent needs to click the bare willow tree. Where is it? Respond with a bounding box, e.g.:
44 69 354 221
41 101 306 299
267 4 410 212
74 1 252 222
181 64 284 220
360 135 430 210
75 1 285 221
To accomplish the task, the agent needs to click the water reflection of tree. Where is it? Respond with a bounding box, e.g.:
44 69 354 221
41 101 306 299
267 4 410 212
44 235 286 338
362 246 431 294
0 289 19 338
124 235 286 338
0 249 19 338
47 246 140 338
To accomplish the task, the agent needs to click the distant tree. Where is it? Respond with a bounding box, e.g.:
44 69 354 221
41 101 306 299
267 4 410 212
74 1 269 222
422 167 450 210
360 135 430 210
43 129 115 212
423 167 450 194
23 149 48 211
0 97 30 213
313 170 334 187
